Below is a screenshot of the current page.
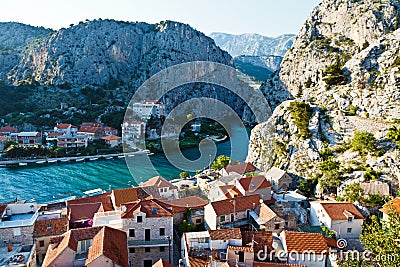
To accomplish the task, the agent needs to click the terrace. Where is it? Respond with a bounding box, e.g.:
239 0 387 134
0 204 38 229
0 244 35 267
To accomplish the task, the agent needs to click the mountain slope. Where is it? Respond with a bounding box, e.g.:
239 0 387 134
247 0 400 189
209 32 295 57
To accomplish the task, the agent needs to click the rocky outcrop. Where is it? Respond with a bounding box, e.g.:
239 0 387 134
262 0 400 120
0 22 52 79
248 0 400 185
209 32 295 57
8 20 232 88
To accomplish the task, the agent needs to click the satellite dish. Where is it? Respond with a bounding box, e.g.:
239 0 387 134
121 205 127 212
259 199 263 204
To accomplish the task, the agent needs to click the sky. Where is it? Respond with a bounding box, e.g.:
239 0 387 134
0 0 322 37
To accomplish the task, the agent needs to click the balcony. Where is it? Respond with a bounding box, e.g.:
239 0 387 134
128 239 170 247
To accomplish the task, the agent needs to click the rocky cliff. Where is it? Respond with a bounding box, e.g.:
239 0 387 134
248 0 400 189
209 32 295 57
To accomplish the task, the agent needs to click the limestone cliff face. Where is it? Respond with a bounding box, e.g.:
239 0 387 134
8 20 232 87
0 22 52 80
261 0 400 120
248 0 400 185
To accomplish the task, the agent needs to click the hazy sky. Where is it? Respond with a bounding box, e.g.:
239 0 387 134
0 0 322 36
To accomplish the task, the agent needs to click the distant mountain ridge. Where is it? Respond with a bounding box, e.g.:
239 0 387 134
209 32 295 57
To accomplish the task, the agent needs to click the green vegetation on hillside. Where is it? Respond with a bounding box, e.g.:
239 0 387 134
322 60 348 86
351 131 376 155
287 102 313 139
233 59 273 82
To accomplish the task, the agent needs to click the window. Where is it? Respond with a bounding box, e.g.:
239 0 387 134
137 216 143 223
129 229 135 237
347 228 352 233
220 215 225 222
348 217 353 222
13 228 21 236
196 218 202 224
145 247 151 253
77 239 92 253
129 248 135 253
275 224 280 230
160 246 165 252
159 228 165 236
39 240 45 247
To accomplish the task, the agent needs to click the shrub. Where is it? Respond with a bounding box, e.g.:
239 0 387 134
351 131 376 154
288 102 313 139
323 60 348 86
348 104 358 116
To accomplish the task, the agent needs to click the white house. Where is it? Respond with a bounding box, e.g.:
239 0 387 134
140 176 179 200
121 121 145 147
54 123 78 136
132 100 165 120
309 201 364 239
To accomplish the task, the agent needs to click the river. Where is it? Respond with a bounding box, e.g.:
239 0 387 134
0 125 250 203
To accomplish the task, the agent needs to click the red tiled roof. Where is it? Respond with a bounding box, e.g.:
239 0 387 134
47 132 65 137
209 228 242 240
0 126 18 133
78 126 102 134
34 217 69 237
86 226 128 267
238 175 272 192
210 194 261 216
102 134 121 141
319 202 364 220
67 192 114 211
225 162 256 175
141 176 178 190
82 122 104 127
188 257 209 267
158 196 208 213
228 245 253 252
56 124 77 129
44 226 127 267
0 137 8 141
220 185 243 199
242 231 274 252
152 259 175 267
112 188 139 207
68 203 104 223
103 126 117 131
0 204 6 216
283 231 329 254
121 198 173 218
380 197 400 215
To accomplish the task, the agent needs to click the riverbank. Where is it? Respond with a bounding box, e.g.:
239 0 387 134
0 150 151 168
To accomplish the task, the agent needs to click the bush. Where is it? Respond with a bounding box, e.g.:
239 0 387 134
179 171 189 179
288 102 313 139
322 60 348 86
351 131 376 154
348 104 358 116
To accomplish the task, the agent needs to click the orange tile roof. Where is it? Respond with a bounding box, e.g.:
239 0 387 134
259 203 279 223
220 185 243 199
86 226 128 267
188 257 209 267
112 188 139 207
158 196 208 213
225 162 256 175
380 197 400 215
0 126 18 133
78 126 102 134
209 228 242 240
44 226 127 267
47 132 64 137
68 202 104 223
238 175 272 191
56 124 77 129
152 259 175 267
0 204 6 216
121 198 173 218
253 262 306 267
102 134 121 141
319 202 364 220
228 245 253 252
210 194 261 216
67 192 114 211
283 231 329 254
0 137 8 141
242 231 274 252
34 217 69 237
103 126 117 131
141 176 178 190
